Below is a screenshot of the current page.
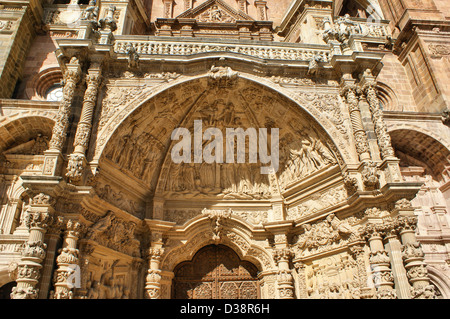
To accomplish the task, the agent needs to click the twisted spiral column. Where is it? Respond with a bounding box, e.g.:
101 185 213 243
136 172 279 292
340 83 371 161
48 58 81 152
66 62 102 183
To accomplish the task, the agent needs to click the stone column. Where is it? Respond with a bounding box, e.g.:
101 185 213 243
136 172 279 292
340 79 371 162
145 247 164 299
66 62 102 183
364 223 397 299
10 200 53 299
273 247 294 299
43 57 81 177
398 215 436 299
360 71 395 160
52 219 83 299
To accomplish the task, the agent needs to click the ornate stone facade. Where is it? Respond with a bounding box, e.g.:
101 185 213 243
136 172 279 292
0 0 449 300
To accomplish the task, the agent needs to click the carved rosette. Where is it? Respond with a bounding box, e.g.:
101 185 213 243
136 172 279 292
340 84 370 160
362 81 395 159
48 58 81 151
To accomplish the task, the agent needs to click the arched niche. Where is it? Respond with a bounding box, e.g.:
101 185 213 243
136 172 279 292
96 76 347 215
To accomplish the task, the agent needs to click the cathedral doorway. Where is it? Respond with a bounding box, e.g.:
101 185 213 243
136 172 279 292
172 244 260 299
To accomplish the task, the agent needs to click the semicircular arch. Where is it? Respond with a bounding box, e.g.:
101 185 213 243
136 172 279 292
95 74 353 204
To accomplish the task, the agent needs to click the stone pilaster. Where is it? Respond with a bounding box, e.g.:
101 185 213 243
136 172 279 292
66 61 102 183
293 262 308 299
163 0 174 19
255 1 267 21
52 219 83 299
10 197 54 299
184 0 193 11
237 0 247 13
398 215 436 299
349 244 374 298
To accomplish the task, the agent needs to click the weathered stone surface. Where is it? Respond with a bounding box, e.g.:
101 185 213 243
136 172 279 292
0 0 448 300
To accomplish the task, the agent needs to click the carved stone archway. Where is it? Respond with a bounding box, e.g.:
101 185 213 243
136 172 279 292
172 244 260 299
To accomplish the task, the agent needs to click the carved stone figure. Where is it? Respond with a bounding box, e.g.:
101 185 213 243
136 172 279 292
81 0 99 21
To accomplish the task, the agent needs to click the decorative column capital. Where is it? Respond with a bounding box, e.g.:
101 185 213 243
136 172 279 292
273 247 294 265
148 247 165 261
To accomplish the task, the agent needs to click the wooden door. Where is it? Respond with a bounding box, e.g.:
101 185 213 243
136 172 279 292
172 245 260 299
